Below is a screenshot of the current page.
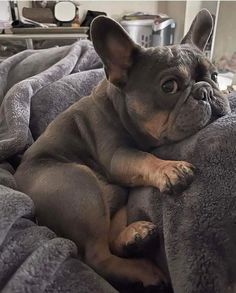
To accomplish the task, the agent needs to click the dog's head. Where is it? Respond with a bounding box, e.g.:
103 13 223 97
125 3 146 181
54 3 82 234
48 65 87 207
91 9 231 147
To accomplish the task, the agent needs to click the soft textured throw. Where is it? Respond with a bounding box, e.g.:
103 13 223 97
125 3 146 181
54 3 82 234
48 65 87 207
0 40 115 293
128 94 236 293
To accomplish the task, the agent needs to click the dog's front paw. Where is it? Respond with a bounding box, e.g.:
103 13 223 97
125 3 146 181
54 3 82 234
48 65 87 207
157 161 195 195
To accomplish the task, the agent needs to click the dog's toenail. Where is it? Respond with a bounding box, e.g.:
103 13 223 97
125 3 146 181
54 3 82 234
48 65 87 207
135 234 142 241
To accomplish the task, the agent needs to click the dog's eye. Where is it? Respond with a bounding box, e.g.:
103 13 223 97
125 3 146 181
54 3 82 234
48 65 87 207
161 79 178 94
211 72 218 83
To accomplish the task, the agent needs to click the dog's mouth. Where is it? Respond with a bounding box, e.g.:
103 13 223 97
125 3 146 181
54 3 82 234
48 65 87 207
209 91 231 119
157 87 231 145
191 81 231 118
184 83 231 123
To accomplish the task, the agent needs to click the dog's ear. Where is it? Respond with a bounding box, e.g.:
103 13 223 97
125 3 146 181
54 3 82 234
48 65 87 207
91 16 139 87
181 9 213 51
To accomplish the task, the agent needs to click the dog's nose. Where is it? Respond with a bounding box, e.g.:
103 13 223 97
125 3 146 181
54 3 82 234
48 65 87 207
192 81 213 101
198 87 208 101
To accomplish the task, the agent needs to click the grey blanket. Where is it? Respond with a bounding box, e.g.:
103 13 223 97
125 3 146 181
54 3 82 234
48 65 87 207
0 40 235 293
0 41 115 293
128 93 236 293
0 40 103 160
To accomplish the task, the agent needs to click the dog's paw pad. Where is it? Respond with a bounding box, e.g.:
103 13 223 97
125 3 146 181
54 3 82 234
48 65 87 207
159 161 195 195
122 221 159 255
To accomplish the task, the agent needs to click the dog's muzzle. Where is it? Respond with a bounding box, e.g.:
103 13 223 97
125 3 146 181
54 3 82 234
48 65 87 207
192 81 213 101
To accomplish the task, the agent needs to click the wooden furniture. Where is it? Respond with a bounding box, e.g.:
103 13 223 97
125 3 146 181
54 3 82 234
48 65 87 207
0 33 88 49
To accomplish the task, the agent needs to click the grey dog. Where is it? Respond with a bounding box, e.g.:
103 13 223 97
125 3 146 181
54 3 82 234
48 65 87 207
15 9 230 288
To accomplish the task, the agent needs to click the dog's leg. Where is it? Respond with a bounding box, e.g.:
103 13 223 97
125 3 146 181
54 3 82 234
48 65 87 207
17 162 165 287
81 194 165 287
85 239 166 287
111 221 159 257
109 207 159 257
109 206 128 246
109 148 195 194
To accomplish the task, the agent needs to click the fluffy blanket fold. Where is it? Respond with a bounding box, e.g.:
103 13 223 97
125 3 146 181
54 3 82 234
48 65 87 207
128 94 236 293
0 40 103 160
0 41 115 293
0 41 235 293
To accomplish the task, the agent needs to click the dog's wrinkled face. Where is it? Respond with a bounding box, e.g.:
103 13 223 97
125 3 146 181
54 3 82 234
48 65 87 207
91 10 231 147
123 44 230 145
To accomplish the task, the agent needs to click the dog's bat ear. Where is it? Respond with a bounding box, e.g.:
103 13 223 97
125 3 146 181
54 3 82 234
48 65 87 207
90 16 140 87
181 9 213 51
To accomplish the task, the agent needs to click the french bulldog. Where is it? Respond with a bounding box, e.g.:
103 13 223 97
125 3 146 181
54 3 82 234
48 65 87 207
14 9 230 289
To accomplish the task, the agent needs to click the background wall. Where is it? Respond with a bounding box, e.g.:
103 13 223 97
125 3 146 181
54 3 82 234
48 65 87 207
79 1 158 20
213 1 236 61
15 0 236 62
157 1 186 43
17 1 32 17
18 1 159 20
0 1 12 27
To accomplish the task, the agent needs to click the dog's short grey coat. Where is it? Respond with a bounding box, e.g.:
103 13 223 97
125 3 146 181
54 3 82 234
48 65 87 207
14 9 232 291
0 9 233 293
